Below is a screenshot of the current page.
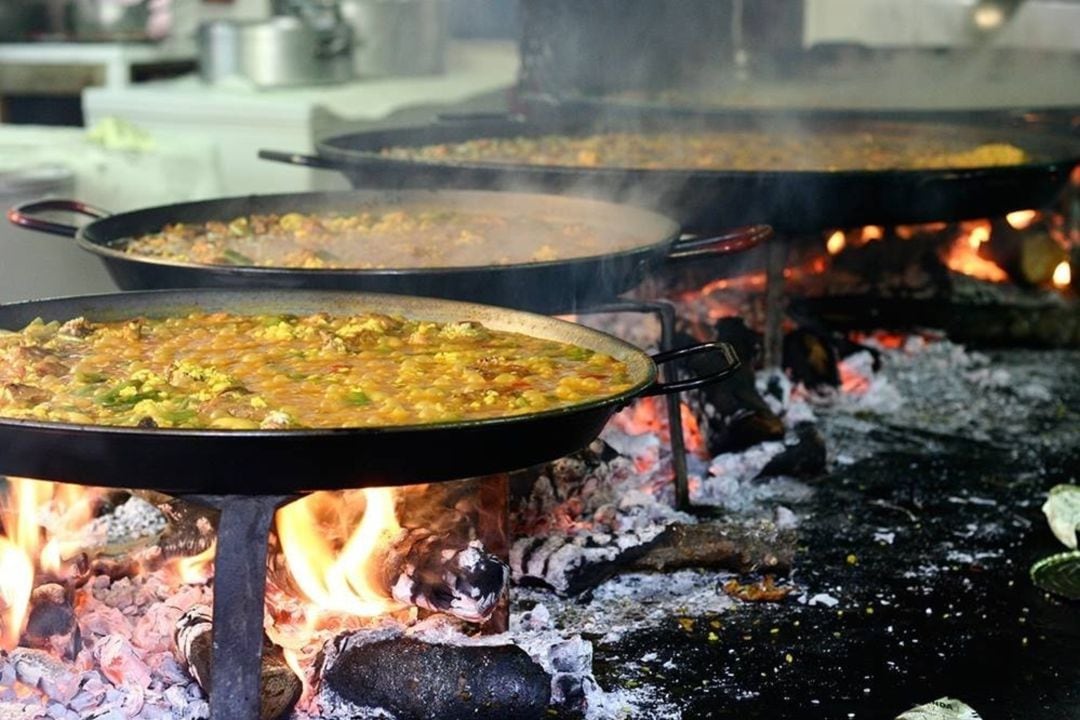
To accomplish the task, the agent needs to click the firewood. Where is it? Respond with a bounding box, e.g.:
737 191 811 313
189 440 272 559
629 520 795 575
20 583 80 661
783 327 840 389
678 322 785 453
175 606 301 720
136 492 218 560
318 633 550 720
268 525 509 626
379 529 508 624
513 519 795 596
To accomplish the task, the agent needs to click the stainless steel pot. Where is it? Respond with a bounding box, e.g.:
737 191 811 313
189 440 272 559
197 15 354 88
341 0 448 77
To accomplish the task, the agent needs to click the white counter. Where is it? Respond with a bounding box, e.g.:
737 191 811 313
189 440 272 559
82 40 519 194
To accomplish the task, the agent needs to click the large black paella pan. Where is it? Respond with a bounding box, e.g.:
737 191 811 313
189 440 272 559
0 289 738 493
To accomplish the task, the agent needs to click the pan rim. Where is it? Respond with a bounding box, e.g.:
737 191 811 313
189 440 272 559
0 288 658 438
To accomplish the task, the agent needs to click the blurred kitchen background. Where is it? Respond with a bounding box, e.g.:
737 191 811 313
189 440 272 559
1 0 1079 301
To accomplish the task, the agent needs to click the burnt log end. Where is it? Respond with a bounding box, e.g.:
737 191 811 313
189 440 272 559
323 637 550 720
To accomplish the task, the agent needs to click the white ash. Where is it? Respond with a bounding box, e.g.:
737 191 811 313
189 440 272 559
817 340 1064 456
84 496 167 548
1 570 210 720
509 603 681 720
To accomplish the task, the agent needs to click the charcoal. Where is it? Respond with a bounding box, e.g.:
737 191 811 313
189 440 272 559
21 584 80 661
755 422 828 480
321 636 550 720
782 327 840 389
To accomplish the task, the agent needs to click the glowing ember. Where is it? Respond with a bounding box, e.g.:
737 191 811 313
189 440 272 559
1006 209 1038 230
861 225 884 243
275 487 404 618
826 230 846 255
613 397 706 458
1053 261 1072 289
943 230 1008 283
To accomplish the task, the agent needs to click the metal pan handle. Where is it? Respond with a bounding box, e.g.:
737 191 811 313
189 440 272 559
641 341 741 397
666 225 772 261
436 112 525 124
257 149 345 170
7 199 111 238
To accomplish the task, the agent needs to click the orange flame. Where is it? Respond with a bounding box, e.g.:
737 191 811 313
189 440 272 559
0 478 100 650
0 536 33 651
861 225 884 243
172 541 216 585
943 222 1008 282
1006 209 1038 230
826 231 846 255
1053 261 1072 289
275 488 403 618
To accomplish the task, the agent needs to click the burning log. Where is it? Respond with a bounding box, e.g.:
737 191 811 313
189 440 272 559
268 526 509 626
175 606 301 720
20 584 79 661
680 321 785 453
318 631 550 720
134 490 218 560
379 529 508 625
513 519 795 596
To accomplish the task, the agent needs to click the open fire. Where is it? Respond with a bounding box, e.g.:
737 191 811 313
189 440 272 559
0 194 1077 719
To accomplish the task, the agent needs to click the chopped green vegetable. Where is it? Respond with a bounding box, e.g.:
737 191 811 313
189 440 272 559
219 249 254 265
346 390 371 406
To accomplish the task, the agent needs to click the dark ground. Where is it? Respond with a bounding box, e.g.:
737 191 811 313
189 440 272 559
592 350 1080 720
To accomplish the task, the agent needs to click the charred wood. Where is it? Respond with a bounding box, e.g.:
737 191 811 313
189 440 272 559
20 584 79 661
782 328 840 389
630 520 795 575
319 633 550 720
755 422 828 480
679 321 785 453
267 526 510 626
174 606 301 720
379 529 508 625
134 491 218 560
8 647 81 704
513 519 795 596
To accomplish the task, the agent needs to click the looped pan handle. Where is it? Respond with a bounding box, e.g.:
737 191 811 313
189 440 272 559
641 341 741 397
667 225 773 261
258 149 345 170
8 199 111 238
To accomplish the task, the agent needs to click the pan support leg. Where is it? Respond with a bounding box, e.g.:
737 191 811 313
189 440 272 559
180 493 294 720
572 300 691 511
762 237 789 370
